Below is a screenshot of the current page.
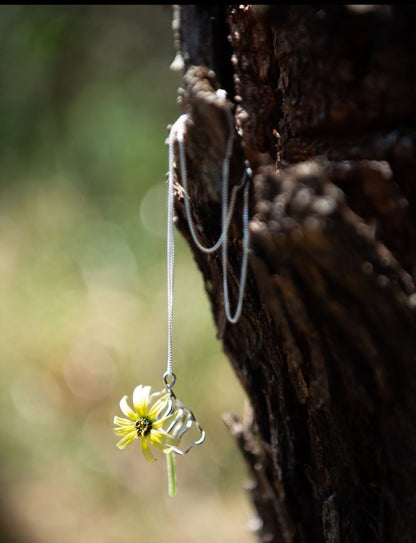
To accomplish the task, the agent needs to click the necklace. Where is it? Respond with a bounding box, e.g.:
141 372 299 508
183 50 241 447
113 91 251 497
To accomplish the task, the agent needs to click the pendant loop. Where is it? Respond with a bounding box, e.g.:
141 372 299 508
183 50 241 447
163 371 177 389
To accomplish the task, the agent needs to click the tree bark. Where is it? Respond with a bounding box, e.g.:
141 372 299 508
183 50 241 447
170 5 416 543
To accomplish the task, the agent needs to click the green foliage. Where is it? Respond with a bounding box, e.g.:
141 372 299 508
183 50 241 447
0 6 252 542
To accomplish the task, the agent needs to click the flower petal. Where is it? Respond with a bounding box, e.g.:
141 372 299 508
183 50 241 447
119 396 137 420
152 412 178 430
113 416 135 428
114 425 135 436
116 430 137 450
141 436 155 462
148 393 170 420
149 429 180 450
133 385 151 417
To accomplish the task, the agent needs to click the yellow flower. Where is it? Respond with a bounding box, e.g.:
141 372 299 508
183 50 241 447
113 385 179 462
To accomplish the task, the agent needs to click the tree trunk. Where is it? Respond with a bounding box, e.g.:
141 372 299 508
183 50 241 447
170 5 416 543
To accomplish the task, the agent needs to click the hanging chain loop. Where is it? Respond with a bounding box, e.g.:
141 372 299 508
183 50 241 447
166 93 251 378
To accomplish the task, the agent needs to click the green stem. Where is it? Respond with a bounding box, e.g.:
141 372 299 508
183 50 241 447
166 449 176 497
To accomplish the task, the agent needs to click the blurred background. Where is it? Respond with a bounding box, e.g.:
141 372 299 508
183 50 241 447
0 6 253 542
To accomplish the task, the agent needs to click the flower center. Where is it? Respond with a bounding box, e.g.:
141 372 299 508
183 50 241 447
136 417 152 437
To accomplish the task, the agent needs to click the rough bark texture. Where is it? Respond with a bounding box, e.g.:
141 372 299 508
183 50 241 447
171 5 416 543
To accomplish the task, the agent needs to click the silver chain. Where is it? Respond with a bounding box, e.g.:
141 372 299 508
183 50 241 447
173 114 247 254
166 121 177 379
166 101 251 379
